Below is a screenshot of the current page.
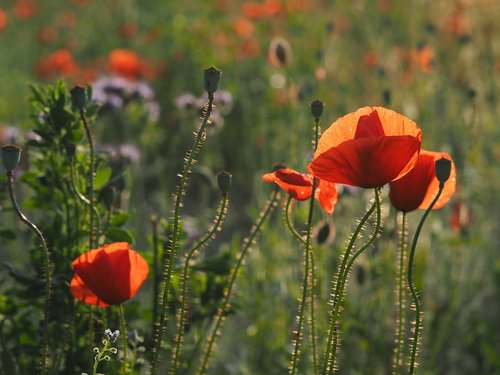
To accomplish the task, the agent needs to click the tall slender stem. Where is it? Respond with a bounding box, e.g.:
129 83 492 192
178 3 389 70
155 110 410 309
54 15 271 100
197 188 280 375
323 188 381 375
69 158 101 241
290 176 318 374
6 171 51 375
118 305 127 375
172 194 228 374
150 95 214 374
151 215 159 337
408 183 444 375
80 110 96 249
393 211 407 374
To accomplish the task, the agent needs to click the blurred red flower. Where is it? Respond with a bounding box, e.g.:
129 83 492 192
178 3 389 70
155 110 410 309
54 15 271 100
70 242 149 307
389 150 456 212
308 107 422 188
13 0 38 20
262 168 338 215
37 49 79 78
0 9 7 32
108 49 142 79
233 17 254 38
411 44 434 73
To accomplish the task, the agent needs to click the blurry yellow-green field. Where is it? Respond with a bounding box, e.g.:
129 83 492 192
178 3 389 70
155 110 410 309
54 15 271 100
0 0 499 374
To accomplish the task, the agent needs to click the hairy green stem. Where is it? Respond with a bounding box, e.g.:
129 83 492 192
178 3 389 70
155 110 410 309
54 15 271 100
151 215 159 337
172 194 229 374
6 171 51 375
323 188 381 375
197 188 280 375
69 158 101 242
285 196 306 246
393 212 407 374
80 110 96 249
290 175 318 374
408 183 444 375
118 305 127 374
150 95 214 374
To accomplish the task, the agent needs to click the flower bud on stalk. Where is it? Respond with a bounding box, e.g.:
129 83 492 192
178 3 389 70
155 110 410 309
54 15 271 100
310 100 324 120
1 144 22 172
70 85 87 110
216 171 232 194
435 157 452 184
204 66 222 94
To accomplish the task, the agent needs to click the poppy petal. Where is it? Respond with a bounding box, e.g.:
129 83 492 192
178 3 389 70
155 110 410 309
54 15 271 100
389 150 456 212
262 168 313 200
309 135 421 188
70 273 109 307
310 107 422 187
72 242 149 305
418 151 456 210
315 179 338 215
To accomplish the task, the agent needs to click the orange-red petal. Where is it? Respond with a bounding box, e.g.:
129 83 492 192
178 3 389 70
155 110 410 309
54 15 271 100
262 168 313 200
71 242 149 305
389 150 456 212
70 273 109 307
309 107 422 188
315 179 338 215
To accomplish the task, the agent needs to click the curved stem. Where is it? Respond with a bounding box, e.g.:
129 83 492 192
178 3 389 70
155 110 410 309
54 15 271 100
80 110 96 249
323 188 381 375
6 171 51 375
408 183 444 375
290 176 318 374
197 188 280 375
118 305 127 375
172 194 229 374
285 195 306 246
393 211 407 374
150 95 214 374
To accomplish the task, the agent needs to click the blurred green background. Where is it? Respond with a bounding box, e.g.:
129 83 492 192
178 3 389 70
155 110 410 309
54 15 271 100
0 0 499 374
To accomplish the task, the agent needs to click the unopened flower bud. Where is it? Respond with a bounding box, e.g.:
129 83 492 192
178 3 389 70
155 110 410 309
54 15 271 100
204 66 222 94
70 86 87 110
216 171 232 194
1 144 22 172
65 143 76 158
435 157 452 184
310 100 324 119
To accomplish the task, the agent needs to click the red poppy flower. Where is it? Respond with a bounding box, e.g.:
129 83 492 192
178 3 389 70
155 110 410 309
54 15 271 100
70 242 149 307
36 49 79 78
389 150 456 213
307 107 422 188
262 168 338 215
108 49 142 79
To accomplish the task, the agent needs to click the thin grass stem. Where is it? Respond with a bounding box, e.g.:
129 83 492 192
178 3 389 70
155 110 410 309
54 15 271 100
393 211 407 374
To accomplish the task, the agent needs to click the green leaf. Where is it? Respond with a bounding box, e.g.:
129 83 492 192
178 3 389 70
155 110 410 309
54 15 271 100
0 229 16 241
110 212 132 227
94 167 112 190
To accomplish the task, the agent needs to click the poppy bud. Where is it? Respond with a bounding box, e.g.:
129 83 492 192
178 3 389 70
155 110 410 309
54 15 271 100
268 37 292 68
310 100 324 119
99 185 116 209
1 144 22 172
70 85 87 110
204 66 222 94
65 142 76 158
216 171 232 194
435 157 452 184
